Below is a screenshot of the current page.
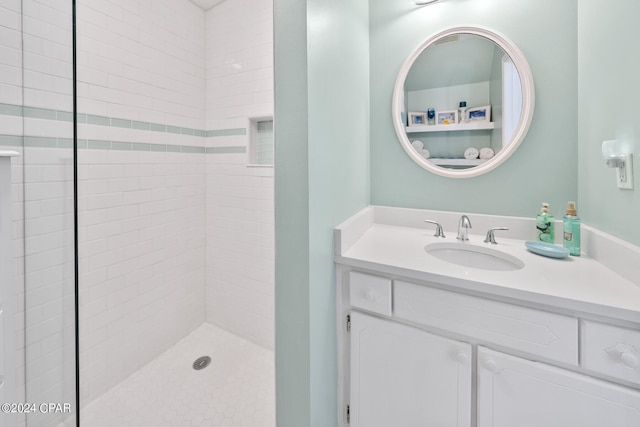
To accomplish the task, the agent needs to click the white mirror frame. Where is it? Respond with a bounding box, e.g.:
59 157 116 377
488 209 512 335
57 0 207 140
392 26 535 178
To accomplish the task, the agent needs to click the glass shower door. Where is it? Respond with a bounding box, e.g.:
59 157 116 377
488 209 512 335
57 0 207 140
0 0 78 426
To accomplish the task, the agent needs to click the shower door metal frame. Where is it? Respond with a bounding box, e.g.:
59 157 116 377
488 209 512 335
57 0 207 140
72 0 80 425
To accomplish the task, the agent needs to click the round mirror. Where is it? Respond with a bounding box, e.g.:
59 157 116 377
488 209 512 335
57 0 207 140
392 26 535 178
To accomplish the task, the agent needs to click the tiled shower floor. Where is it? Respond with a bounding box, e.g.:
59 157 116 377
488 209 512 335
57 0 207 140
81 323 275 427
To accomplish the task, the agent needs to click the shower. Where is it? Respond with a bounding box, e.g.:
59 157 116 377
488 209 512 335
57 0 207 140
2 0 275 425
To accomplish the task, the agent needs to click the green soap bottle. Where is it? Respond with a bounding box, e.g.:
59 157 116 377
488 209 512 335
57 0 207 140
536 203 554 243
563 201 581 256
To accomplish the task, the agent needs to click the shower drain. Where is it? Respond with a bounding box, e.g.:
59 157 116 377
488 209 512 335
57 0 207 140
193 356 212 370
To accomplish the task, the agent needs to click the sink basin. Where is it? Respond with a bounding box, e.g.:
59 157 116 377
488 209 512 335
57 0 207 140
425 242 524 271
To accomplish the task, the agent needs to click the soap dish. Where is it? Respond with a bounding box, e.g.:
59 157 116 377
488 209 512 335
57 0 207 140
525 241 570 259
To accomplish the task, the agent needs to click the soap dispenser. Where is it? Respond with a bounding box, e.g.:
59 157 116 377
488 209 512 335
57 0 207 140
536 203 554 243
458 101 468 123
563 201 581 256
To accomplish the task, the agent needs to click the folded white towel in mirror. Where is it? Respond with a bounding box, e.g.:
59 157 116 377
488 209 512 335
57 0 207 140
420 148 430 159
411 140 424 150
464 147 479 160
479 147 495 159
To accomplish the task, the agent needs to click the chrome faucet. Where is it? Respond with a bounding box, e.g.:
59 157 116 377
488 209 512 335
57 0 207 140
484 227 509 245
424 219 446 238
456 215 472 241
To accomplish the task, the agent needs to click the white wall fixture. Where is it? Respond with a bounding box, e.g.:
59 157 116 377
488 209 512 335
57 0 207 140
602 140 634 190
0 151 19 427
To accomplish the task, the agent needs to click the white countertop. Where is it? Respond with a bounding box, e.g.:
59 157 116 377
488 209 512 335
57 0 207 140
335 208 640 324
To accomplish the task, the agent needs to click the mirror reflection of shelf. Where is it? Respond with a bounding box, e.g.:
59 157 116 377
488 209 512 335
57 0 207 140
406 122 495 133
428 158 488 167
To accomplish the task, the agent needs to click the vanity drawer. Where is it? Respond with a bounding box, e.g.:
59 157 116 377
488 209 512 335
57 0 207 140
581 320 640 385
394 281 578 365
349 272 392 316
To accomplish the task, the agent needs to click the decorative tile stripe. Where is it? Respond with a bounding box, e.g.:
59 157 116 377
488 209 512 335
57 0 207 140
57 111 74 121
87 139 111 150
86 114 111 126
111 118 132 128
132 120 150 131
206 147 247 154
149 123 167 132
0 134 74 149
181 145 204 153
0 102 247 140
167 125 182 134
24 106 57 120
79 139 208 153
0 104 23 117
206 128 246 137
0 135 25 147
0 135 239 155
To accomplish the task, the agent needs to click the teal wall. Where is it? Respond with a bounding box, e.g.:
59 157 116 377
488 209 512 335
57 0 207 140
274 0 310 425
370 0 578 219
578 0 640 245
307 0 370 425
274 0 370 426
405 35 497 90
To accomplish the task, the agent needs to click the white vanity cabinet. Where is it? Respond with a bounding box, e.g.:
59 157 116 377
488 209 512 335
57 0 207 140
338 269 640 427
477 347 640 427
349 311 471 427
393 280 579 365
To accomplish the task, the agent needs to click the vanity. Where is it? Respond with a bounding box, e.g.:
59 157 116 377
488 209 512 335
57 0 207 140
335 15 640 425
335 206 640 427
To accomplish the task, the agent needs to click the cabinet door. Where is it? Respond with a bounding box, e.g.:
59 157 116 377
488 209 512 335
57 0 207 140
349 311 471 427
478 347 640 427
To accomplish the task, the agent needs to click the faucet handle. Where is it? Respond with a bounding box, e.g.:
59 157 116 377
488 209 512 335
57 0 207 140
484 227 509 245
424 219 446 238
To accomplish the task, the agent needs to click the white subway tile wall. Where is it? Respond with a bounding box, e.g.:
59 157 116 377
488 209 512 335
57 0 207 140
256 120 274 165
205 0 274 350
206 134 274 349
205 0 273 123
23 0 74 111
3 1 77 427
7 147 27 427
77 149 207 404
76 0 208 405
0 0 23 106
76 0 206 128
0 3 26 427
21 146 75 427
4 0 274 419
77 0 275 403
